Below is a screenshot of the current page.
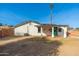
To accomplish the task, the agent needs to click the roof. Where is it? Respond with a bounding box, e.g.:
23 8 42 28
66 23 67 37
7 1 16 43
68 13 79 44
36 24 68 27
52 24 68 27
15 21 68 28
15 21 40 27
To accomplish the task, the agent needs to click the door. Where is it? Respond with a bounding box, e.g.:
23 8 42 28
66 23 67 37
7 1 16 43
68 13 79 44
54 27 58 36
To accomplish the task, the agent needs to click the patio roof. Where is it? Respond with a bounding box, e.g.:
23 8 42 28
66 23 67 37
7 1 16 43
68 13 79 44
35 24 68 27
15 20 68 28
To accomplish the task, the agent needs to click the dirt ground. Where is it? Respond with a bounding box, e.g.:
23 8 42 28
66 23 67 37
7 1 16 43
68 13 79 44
0 37 62 56
59 30 79 56
59 37 79 56
0 34 79 56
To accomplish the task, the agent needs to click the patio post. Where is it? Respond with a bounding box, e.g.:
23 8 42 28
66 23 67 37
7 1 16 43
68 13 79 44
52 27 54 38
41 26 43 37
63 27 67 38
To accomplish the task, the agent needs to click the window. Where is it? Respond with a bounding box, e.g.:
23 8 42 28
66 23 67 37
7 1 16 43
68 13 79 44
38 27 41 33
58 28 62 32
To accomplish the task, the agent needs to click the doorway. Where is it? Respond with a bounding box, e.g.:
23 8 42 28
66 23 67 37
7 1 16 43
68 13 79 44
54 27 58 36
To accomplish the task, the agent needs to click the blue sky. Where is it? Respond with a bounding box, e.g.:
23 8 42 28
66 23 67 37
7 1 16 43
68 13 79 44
0 3 79 28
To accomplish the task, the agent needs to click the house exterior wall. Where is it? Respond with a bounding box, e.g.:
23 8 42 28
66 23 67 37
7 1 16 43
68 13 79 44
14 22 67 38
42 25 52 36
58 27 67 38
14 23 29 36
52 26 67 38
14 22 46 36
61 27 67 38
58 27 64 36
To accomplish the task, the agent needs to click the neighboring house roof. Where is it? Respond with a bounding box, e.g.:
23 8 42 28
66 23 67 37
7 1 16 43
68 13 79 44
15 21 68 28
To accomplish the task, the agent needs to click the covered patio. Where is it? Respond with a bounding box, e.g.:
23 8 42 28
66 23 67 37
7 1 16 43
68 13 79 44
36 24 68 38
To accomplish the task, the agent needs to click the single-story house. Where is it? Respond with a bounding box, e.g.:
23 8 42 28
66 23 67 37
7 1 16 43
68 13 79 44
14 21 68 38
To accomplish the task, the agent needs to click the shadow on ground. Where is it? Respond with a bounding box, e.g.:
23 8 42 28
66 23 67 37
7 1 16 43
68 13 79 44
0 37 62 56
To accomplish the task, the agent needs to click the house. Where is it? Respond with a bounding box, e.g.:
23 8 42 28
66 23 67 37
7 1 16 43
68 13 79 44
0 26 14 38
14 21 68 38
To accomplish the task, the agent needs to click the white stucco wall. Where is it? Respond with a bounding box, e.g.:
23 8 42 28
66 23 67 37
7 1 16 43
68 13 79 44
52 26 67 38
14 22 46 36
14 23 29 36
15 22 67 38
58 27 64 36
60 27 67 38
